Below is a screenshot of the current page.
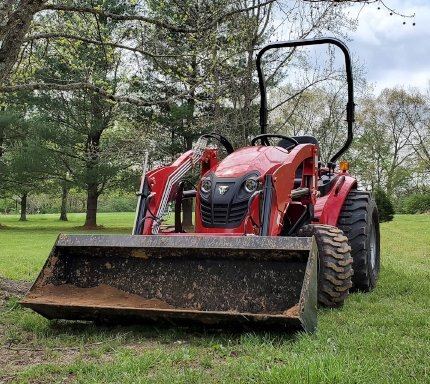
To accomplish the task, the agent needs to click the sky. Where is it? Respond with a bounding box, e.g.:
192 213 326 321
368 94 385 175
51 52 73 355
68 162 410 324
347 0 430 93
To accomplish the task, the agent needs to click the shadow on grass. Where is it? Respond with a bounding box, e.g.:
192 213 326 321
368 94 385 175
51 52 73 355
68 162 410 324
44 317 301 346
2 291 302 346
7 258 426 350
71 225 106 230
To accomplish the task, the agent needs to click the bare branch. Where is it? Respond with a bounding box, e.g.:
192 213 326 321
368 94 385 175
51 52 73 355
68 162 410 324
41 1 276 33
303 0 415 19
0 82 194 107
24 32 191 58
268 75 339 112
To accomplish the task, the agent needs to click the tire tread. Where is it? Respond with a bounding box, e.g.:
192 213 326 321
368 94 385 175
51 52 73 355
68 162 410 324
298 224 353 308
337 190 380 292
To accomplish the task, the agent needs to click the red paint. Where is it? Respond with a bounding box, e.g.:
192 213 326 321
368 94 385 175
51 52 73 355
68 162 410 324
201 148 219 176
195 144 318 236
141 150 200 235
137 141 357 237
314 174 356 226
212 146 289 178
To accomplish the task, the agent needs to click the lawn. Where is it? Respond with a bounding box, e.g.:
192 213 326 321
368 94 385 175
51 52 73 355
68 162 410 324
0 214 429 383
0 213 134 280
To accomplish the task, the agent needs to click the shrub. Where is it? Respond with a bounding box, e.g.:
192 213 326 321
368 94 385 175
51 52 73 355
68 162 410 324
373 189 394 222
98 195 136 212
400 192 430 214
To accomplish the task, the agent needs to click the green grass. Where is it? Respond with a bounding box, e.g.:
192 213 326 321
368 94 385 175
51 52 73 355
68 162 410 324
0 213 134 280
0 214 429 383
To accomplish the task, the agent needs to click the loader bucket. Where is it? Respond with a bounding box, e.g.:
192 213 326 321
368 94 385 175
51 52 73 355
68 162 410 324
21 234 318 333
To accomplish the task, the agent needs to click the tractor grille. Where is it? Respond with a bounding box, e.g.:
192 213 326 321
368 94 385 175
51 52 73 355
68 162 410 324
200 200 212 223
200 200 248 227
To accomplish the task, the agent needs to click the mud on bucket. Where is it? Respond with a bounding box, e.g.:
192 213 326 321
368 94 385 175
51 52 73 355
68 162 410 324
21 234 318 333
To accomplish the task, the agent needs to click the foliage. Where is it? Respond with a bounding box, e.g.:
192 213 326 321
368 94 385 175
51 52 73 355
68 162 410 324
98 194 136 213
399 192 430 214
0 198 16 214
373 189 394 222
0 2 429 217
6 1 145 226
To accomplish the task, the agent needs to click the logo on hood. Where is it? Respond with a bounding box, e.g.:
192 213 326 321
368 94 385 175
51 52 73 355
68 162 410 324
218 185 229 195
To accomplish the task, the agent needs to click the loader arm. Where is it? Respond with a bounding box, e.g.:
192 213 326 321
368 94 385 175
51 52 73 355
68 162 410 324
134 138 207 235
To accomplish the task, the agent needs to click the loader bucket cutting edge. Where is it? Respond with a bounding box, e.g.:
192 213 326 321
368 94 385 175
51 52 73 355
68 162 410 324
21 234 318 333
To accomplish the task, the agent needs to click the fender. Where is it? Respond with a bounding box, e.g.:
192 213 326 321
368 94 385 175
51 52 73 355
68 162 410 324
314 174 357 226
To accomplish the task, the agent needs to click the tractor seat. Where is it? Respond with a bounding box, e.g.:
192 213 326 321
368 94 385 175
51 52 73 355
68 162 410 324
278 135 319 149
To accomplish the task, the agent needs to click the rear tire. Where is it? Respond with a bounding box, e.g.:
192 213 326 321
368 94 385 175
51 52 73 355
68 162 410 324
337 190 380 292
298 224 353 307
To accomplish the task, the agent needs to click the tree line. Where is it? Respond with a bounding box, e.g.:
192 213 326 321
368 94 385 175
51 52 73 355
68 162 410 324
272 84 430 217
0 0 427 227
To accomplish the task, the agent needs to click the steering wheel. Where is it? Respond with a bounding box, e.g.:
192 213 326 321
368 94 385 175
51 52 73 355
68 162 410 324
251 134 299 149
201 133 234 155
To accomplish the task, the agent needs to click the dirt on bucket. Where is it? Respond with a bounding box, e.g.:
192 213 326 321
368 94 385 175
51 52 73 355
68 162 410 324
23 283 177 310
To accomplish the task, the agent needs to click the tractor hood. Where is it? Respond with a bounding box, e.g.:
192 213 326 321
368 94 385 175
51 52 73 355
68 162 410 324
198 146 291 229
212 146 290 178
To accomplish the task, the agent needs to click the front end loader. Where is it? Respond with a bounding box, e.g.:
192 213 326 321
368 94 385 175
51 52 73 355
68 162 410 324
21 37 380 333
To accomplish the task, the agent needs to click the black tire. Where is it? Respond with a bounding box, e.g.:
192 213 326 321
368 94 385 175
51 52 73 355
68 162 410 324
337 190 380 292
298 224 353 307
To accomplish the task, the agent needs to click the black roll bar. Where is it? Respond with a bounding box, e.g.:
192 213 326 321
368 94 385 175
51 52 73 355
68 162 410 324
256 37 355 164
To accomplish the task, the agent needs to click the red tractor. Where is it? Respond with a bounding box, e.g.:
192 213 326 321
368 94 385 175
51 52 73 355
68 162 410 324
22 37 380 333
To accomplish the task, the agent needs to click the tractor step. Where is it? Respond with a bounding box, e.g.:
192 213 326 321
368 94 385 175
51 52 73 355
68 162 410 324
21 234 318 332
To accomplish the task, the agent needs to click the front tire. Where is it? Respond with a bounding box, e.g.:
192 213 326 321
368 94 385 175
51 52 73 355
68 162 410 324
338 190 380 292
298 224 353 307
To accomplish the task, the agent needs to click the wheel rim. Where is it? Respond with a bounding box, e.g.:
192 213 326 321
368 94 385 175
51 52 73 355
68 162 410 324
369 218 377 270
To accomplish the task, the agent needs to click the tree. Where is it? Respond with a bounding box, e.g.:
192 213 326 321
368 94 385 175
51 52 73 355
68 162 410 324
1 0 409 95
355 88 421 198
13 1 146 227
0 0 47 85
271 84 353 164
373 188 394 222
407 88 430 172
0 114 50 221
0 0 278 88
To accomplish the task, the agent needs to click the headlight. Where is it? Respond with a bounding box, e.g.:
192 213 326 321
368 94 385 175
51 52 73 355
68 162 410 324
244 178 258 193
200 179 212 193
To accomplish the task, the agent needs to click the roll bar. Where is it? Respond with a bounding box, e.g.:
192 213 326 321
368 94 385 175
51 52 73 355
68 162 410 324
256 37 355 164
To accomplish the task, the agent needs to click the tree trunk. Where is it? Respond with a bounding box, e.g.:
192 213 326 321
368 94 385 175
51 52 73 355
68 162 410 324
0 106 4 158
182 198 193 229
0 0 46 85
0 107 4 206
83 92 107 228
84 183 98 227
59 183 68 221
19 192 28 221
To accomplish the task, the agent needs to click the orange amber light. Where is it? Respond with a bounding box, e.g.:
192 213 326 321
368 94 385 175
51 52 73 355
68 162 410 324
339 161 349 171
